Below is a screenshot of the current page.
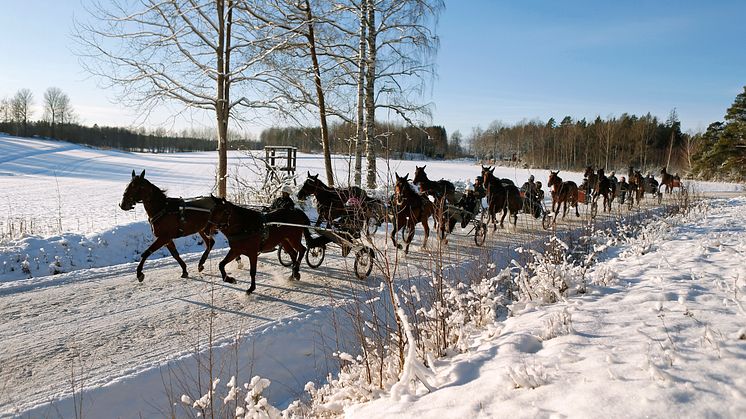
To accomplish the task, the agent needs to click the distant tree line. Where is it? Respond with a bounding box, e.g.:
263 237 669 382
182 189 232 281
260 123 457 158
0 88 260 153
468 111 688 175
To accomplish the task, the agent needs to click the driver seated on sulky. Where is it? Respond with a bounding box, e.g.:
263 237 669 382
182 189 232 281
520 175 541 203
269 185 295 211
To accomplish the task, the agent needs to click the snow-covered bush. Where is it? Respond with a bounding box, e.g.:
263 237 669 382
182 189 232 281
181 375 282 419
540 307 573 341
511 236 592 304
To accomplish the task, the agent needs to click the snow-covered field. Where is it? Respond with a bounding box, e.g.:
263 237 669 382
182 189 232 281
1 134 744 418
350 196 746 418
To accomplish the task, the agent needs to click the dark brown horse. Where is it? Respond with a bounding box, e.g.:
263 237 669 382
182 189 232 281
413 165 456 241
297 172 369 227
626 166 638 207
593 168 615 212
413 165 456 204
581 166 598 203
481 166 522 230
660 167 681 193
207 196 313 295
119 170 233 282
547 171 580 220
392 173 433 253
631 170 644 204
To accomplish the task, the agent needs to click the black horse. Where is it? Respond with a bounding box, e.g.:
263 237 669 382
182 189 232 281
412 165 457 204
593 168 615 213
297 172 368 227
481 166 522 229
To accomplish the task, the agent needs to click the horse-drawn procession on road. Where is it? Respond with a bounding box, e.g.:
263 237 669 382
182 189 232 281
119 161 686 294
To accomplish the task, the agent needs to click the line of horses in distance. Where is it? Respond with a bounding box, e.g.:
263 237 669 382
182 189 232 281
549 165 683 219
118 165 682 295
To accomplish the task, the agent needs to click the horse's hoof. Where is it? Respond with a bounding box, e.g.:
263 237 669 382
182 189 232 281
246 285 256 295
181 272 189 279
224 276 237 284
136 272 144 282
197 264 204 273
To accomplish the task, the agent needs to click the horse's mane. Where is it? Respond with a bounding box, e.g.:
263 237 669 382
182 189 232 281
141 177 168 201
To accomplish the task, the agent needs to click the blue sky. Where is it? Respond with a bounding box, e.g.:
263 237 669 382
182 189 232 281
1 0 744 138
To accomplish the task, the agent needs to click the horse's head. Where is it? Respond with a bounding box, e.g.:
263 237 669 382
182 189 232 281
660 167 667 176
548 170 561 188
480 166 494 185
584 166 593 177
297 172 321 200
597 168 605 178
413 165 428 184
632 170 643 185
207 195 231 229
394 172 410 203
119 170 149 211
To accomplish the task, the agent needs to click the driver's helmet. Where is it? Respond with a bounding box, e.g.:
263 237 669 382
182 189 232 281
535 181 542 188
281 185 293 194
345 196 361 207
528 175 535 182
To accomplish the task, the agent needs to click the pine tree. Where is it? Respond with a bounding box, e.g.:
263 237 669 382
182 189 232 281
691 86 746 181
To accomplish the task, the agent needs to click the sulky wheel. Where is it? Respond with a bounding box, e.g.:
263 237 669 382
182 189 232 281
474 221 487 246
305 245 326 268
277 246 293 267
541 211 550 230
354 247 375 279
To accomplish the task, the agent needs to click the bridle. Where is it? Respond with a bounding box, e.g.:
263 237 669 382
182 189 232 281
207 202 231 230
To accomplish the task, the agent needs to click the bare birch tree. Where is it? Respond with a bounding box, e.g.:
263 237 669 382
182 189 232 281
242 0 347 186
75 0 288 197
12 89 34 137
43 87 68 138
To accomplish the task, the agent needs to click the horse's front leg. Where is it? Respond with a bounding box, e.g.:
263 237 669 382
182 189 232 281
218 247 241 284
165 241 189 278
247 252 259 295
197 230 215 272
136 236 170 282
499 207 508 228
420 218 430 250
294 240 306 281
282 241 299 280
405 221 417 254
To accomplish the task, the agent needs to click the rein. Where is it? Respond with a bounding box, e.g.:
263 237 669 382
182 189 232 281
149 199 211 224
